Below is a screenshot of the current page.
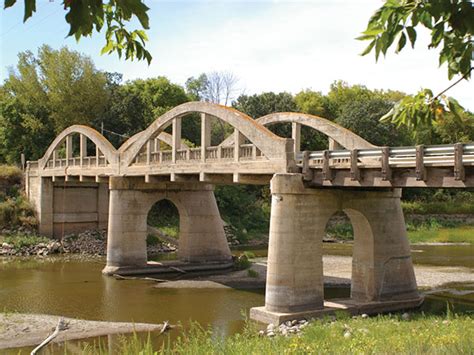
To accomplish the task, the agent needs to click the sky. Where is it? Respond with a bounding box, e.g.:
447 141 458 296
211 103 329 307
1 0 473 110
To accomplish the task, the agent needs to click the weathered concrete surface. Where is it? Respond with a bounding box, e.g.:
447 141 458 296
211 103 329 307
252 173 421 324
103 177 232 275
27 177 109 238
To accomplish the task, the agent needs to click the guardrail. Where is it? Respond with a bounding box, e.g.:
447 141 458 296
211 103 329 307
297 143 474 182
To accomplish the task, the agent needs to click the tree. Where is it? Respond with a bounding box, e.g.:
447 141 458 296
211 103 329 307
100 76 196 146
358 0 473 131
336 98 412 146
3 0 151 63
0 45 108 162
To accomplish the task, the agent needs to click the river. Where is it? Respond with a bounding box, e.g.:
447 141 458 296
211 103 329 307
1 243 473 353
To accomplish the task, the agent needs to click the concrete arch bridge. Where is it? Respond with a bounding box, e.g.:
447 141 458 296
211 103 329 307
26 102 474 324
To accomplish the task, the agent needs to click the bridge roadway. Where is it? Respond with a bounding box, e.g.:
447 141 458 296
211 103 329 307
25 102 473 324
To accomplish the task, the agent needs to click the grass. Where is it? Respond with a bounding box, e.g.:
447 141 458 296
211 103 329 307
80 313 474 354
1 234 50 251
408 226 474 244
402 200 474 214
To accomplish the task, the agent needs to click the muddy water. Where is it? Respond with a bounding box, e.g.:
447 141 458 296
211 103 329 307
1 243 473 353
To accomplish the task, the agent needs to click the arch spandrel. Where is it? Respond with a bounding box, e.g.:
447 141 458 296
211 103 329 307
38 125 118 170
220 112 376 150
121 102 290 167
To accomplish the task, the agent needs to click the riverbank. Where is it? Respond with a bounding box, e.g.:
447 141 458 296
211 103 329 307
116 313 474 354
0 229 176 257
0 313 169 349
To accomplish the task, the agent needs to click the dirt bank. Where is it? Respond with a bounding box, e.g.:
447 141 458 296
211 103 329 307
0 313 168 349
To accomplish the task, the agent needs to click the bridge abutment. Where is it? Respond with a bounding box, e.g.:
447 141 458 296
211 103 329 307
250 173 422 324
102 177 232 275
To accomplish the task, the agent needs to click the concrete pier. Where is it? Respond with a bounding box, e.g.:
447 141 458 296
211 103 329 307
102 177 232 275
250 174 422 324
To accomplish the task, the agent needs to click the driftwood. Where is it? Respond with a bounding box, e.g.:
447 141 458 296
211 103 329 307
30 318 69 355
160 320 170 335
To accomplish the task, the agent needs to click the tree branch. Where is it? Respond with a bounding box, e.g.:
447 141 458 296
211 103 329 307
433 67 473 101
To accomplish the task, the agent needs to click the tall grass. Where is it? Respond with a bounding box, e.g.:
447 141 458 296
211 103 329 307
83 314 474 354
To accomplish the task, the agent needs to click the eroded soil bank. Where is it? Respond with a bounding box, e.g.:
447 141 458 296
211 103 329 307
0 313 167 349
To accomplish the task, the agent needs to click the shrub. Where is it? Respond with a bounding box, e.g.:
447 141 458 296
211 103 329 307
247 269 259 278
0 165 22 186
3 234 50 250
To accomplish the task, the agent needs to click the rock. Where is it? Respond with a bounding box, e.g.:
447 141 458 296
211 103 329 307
361 313 369 319
343 331 351 339
258 330 265 336
2 242 12 249
291 319 298 326
267 323 275 331
267 331 275 337
401 312 410 321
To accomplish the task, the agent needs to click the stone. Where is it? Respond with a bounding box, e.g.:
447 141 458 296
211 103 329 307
401 313 410 321
343 331 351 339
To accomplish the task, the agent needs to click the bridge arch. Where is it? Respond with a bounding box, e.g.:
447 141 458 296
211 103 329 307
121 102 291 167
221 112 376 150
38 125 118 170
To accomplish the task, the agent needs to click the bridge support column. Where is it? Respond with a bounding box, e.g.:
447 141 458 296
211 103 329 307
102 177 232 275
251 175 422 324
251 174 338 322
346 189 419 302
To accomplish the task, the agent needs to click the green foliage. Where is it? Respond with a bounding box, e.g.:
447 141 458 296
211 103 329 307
337 97 411 146
380 89 467 142
92 315 474 354
0 165 22 185
147 199 179 238
326 222 354 241
233 92 297 119
233 254 251 270
1 46 108 163
402 190 474 214
215 185 270 241
408 226 474 244
247 269 259 278
359 0 473 80
101 76 191 146
4 0 152 63
146 234 160 246
2 234 49 250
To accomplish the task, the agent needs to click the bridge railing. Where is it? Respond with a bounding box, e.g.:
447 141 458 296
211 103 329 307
297 143 474 166
297 143 474 182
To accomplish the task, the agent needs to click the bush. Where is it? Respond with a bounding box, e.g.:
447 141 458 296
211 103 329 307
0 165 22 186
3 234 50 251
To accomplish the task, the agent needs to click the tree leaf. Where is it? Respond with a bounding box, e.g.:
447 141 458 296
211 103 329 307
406 26 416 48
4 0 16 9
23 0 36 21
396 32 406 53
360 40 376 56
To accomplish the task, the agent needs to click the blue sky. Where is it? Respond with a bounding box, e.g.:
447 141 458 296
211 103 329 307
1 0 473 110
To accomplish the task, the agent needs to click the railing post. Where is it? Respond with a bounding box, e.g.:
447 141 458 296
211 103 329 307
52 150 57 169
291 122 301 155
217 146 222 160
252 145 257 160
350 149 360 181
454 143 465 181
146 140 152 165
234 129 244 162
96 146 100 167
381 147 392 181
201 113 211 162
322 150 333 181
66 135 73 166
172 117 182 163
302 151 312 181
80 134 87 167
415 145 426 181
